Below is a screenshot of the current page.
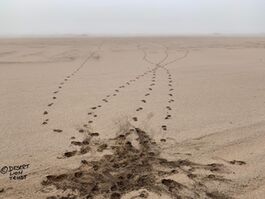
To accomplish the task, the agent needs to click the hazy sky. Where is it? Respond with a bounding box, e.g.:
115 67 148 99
0 0 265 36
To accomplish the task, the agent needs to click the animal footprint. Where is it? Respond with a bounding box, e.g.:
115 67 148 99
64 150 77 158
78 129 85 133
136 107 143 111
53 129 63 133
42 119 49 125
166 106 172 110
229 160 246 165
162 125 167 131
132 117 138 121
165 115 171 120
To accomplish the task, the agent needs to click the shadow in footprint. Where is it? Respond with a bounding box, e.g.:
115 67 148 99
132 117 138 121
53 129 63 133
162 125 167 131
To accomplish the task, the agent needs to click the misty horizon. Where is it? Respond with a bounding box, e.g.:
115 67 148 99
0 0 265 36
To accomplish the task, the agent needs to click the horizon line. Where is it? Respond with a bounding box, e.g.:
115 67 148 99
0 33 265 39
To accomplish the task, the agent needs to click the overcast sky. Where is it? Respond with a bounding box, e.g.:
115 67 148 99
0 0 265 36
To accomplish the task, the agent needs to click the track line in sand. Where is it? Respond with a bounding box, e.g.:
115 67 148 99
53 44 170 158
82 45 169 129
51 43 189 158
42 43 105 126
41 52 95 126
85 43 172 128
133 44 189 135
85 65 156 126
40 42 248 199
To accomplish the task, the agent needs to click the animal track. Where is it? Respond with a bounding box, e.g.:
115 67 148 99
136 107 143 111
84 62 158 129
229 160 246 165
43 128 233 199
53 129 63 133
41 52 97 126
165 114 171 120
41 47 239 199
132 117 138 121
42 119 49 125
166 106 172 110
162 125 167 131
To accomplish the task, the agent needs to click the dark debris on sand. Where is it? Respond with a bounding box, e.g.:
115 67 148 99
42 128 234 199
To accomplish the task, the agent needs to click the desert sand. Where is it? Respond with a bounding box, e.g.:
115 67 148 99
0 37 265 198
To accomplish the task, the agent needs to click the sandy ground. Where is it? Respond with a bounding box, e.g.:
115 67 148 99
0 37 265 198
